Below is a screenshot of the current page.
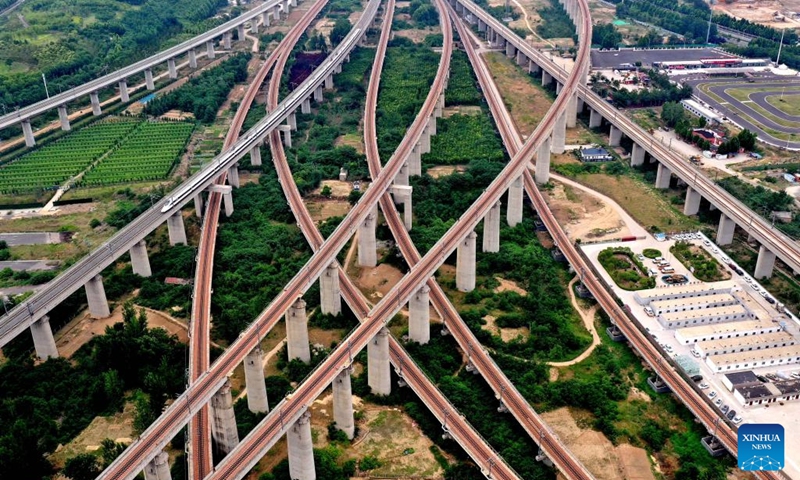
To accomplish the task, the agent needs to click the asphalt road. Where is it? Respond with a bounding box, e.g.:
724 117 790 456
684 77 800 150
0 232 63 246
0 260 57 271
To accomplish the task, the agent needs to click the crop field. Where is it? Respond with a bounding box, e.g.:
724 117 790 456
80 121 194 186
0 119 139 195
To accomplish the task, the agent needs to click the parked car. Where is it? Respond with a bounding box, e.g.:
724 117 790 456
699 382 709 389
644 306 655 317
727 410 736 420
766 297 776 304
721 405 729 414
637 254 645 261
733 416 743 424
691 375 703 382
709 391 717 398
715 398 723 406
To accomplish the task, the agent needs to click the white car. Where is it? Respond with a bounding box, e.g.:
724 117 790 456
699 382 709 389
721 256 730 263
703 240 711 246
709 391 717 398
733 416 743 424
712 248 719 254
644 306 655 317
715 398 723 406
637 254 645 261
760 290 768 298
745 277 752 284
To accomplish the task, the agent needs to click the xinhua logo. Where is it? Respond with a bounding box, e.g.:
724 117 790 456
738 424 784 471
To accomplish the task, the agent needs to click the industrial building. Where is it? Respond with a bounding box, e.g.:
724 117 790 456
578 147 613 162
657 304 751 329
681 99 722 125
705 345 800 373
693 331 798 358
634 282 733 305
733 379 800 407
650 293 738 315
675 319 784 345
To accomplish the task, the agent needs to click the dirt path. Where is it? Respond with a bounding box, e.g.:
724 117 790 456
509 0 555 47
547 275 600 367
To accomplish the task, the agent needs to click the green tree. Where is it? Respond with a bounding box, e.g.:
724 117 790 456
737 129 757 151
412 4 438 26
660 101 685 127
63 454 101 480
321 185 332 198
330 18 351 46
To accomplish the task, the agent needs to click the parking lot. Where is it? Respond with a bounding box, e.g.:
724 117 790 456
581 232 800 477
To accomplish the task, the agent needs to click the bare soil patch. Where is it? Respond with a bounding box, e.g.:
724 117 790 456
482 314 530 342
356 263 405 302
712 0 800 30
442 105 482 117
49 401 136 468
483 52 552 137
542 407 655 480
493 276 527 296
427 165 466 178
394 27 441 43
312 179 356 197
544 181 629 242
306 199 351 222
334 133 365 154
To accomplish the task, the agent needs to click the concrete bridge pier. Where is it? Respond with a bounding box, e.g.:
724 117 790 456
58 106 71 131
565 94 577 128
588 108 601 128
262 11 270 27
684 186 701 216
167 212 187 245
320 261 342 316
536 135 551 184
631 143 645 167
428 115 437 136
143 451 171 480
287 410 316 480
273 4 281 20
22 120 35 147
189 49 198 69
130 240 152 277
244 346 269 413
325 75 334 90
210 378 240 454
456 231 477 292
334 63 342 74
250 146 262 166
394 162 409 187
435 93 444 118
194 194 204 217
577 96 584 113
551 110 566 154
314 85 323 102
542 70 552 86
477 18 486 31
206 40 216 59
145 69 155 90
237 24 246 42
655 163 671 189
332 368 355 439
408 144 421 176
368 327 391 395
85 275 111 318
717 214 736 246
279 125 292 147
119 79 130 102
90 92 102 116
755 245 776 279
391 185 413 230
409 284 431 344
505 41 515 58
358 207 378 267
515 49 526 66
419 127 431 154
483 200 501 253
609 125 622 146
507 176 523 227
223 32 232 50
223 191 234 217
30 315 58 360
167 58 177 79
528 60 541 74
228 165 240 188
287 112 297 130
286 298 311 362
301 98 311 114
555 82 563 96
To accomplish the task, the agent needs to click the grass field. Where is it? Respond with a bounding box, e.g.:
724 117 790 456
765 93 800 117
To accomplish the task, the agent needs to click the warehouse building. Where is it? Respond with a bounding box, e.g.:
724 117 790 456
657 304 751 329
650 293 738 315
634 282 734 305
734 379 800 407
675 320 783 345
705 345 800 373
693 331 798 358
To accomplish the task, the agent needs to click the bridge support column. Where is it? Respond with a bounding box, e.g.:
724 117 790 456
394 162 409 187
391 185 413 230
551 110 566 154
274 4 281 20
609 125 622 146
631 143 645 167
754 245 776 279
223 192 234 217
145 69 155 90
368 327 391 395
130 240 152 277
325 75 333 90
223 32 232 49
30 315 58 360
21 120 35 147
566 93 577 128
314 85 323 102
58 106 71 131
228 166 240 188
507 176 523 227
167 58 177 79
206 40 216 59
358 207 377 267
409 284 431 344
516 49 526 66
435 93 444 118
528 60 541 74
279 125 292 147
555 82 563 95
189 50 198 69
244 346 269 413
542 71 552 86
210 379 240 455
419 127 431 154
655 163 671 189
483 200 501 253
143 451 171 480
333 368 355 439
119 79 130 102
408 144 421 176
287 410 315 480
717 214 736 246
90 92 102 116
287 112 297 130
588 108 601 128
237 24 246 42
505 41 515 58
194 194 204 218
577 96 584 113
286 298 310 362
428 115 437 136
456 231 477 292
477 18 486 31
301 98 311 114
536 136 551 184
320 261 341 316
167 212 187 245
684 186 701 216
250 146 262 166
85 274 111 318
262 11 270 27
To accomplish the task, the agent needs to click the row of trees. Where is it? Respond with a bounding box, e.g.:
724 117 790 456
615 0 717 44
592 69 692 108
